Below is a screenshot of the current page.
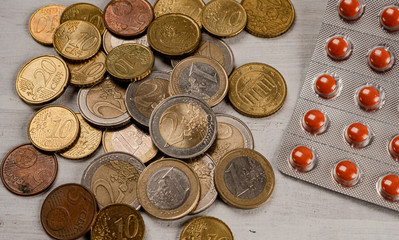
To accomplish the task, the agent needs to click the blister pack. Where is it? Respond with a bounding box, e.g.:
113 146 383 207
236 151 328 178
277 0 399 211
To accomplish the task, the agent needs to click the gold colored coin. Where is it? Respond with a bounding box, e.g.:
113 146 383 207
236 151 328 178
53 20 101 61
66 51 106 87
29 5 66 45
28 105 80 152
147 14 201 56
60 3 105 34
103 124 158 163
91 203 145 240
180 216 233 240
137 159 200 220
202 0 247 38
59 113 102 159
242 0 295 38
106 43 154 81
228 63 287 117
153 0 205 28
16 55 69 105
215 148 275 209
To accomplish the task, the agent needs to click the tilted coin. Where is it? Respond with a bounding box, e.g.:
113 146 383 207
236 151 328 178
103 124 158 164
149 95 217 159
59 113 102 160
91 203 145 240
180 216 234 240
40 183 97 240
228 63 287 117
66 51 106 87
147 14 201 56
28 105 80 152
53 20 101 61
106 43 154 81
215 148 275 209
186 154 217 214
60 3 105 34
202 0 247 38
16 55 69 105
1 143 57 196
153 0 205 28
104 0 153 37
208 113 254 164
103 29 149 54
81 152 145 209
78 76 131 128
137 159 200 220
125 71 170 127
29 5 66 45
171 33 234 76
242 0 295 38
170 56 228 107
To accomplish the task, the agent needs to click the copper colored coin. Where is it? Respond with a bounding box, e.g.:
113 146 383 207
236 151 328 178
104 0 154 37
1 143 57 196
41 183 97 240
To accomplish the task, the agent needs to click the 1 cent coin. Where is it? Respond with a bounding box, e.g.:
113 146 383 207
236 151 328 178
1 143 57 196
180 216 233 240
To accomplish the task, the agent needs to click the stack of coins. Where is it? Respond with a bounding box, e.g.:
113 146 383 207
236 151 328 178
4 0 295 239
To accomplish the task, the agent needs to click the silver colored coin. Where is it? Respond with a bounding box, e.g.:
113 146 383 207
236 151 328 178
81 151 145 209
103 29 149 54
125 71 171 127
187 154 217 214
78 76 131 128
149 95 217 159
171 33 234 75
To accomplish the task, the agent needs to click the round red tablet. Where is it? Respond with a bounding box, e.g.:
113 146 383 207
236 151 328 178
368 47 392 71
344 122 371 148
380 6 399 31
389 136 399 159
379 174 399 201
356 85 383 111
289 146 315 172
338 0 363 20
314 74 339 99
302 109 328 134
333 160 360 187
326 36 351 60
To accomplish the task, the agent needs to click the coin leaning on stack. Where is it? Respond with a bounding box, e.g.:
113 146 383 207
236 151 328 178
4 0 295 239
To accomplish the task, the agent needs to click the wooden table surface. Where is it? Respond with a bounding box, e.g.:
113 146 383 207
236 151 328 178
1 0 398 239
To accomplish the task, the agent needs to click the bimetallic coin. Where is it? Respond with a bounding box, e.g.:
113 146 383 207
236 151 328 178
103 124 158 164
208 114 254 164
149 95 217 159
171 33 234 76
91 203 145 240
53 20 101 61
81 152 145 209
78 76 131 128
125 71 170 127
187 154 217 214
242 0 295 38
180 216 234 240
228 63 287 117
170 57 228 107
66 51 106 87
59 113 102 160
215 148 275 209
103 29 149 54
202 0 247 38
60 3 105 34
153 0 205 28
40 183 97 240
16 55 69 105
28 105 80 152
29 5 66 45
106 43 154 81
147 14 201 56
137 159 200 220
104 0 153 37
1 143 57 196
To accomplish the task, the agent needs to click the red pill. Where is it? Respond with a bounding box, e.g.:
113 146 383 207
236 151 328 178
389 136 399 159
380 6 399 31
344 122 370 148
368 48 392 71
379 174 399 201
289 146 315 172
338 0 361 19
333 160 359 187
327 37 349 60
302 109 327 134
357 86 382 111
314 74 338 99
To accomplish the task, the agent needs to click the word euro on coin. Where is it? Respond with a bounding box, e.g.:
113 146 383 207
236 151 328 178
60 3 105 34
